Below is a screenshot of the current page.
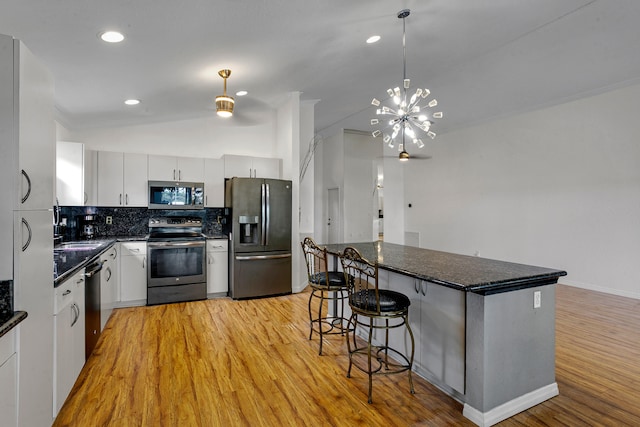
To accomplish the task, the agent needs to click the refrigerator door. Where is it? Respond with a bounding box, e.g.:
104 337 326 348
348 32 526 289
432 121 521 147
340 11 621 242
263 179 292 252
228 178 264 253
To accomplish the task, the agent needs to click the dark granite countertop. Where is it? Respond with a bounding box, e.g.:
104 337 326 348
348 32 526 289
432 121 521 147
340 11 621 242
54 239 117 286
0 311 28 339
323 241 567 294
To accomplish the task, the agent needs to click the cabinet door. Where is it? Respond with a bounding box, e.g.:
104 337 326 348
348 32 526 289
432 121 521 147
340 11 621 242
204 158 224 207
177 157 204 182
54 301 73 416
384 273 422 368
56 141 84 206
252 157 281 179
420 283 466 394
223 155 253 178
206 240 228 295
16 40 55 211
97 151 124 206
148 155 177 181
100 246 119 330
0 329 17 427
120 243 147 304
83 149 98 205
123 153 148 206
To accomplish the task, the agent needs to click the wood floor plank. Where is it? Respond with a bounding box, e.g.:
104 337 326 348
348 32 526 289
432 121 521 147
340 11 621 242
53 284 640 426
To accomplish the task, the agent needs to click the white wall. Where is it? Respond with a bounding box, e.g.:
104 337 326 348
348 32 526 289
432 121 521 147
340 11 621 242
343 131 381 242
62 112 277 159
404 83 640 299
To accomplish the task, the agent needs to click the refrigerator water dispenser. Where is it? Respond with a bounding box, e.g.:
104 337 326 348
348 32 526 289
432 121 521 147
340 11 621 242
238 215 259 244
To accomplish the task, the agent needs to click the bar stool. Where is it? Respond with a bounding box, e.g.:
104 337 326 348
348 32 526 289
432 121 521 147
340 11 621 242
340 246 414 404
300 237 351 355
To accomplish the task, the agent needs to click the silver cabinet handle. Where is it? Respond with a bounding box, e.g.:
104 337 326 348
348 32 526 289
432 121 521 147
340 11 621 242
142 256 146 269
76 277 84 284
111 247 118 258
414 279 420 294
421 281 427 296
179 170 182 180
125 194 129 205
105 266 112 282
130 248 140 252
63 289 71 296
173 169 176 180
21 169 31 203
71 303 79 327
84 192 88 204
21 218 32 252
119 193 123 205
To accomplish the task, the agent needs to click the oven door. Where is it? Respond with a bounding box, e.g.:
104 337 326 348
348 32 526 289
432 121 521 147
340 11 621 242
147 240 206 287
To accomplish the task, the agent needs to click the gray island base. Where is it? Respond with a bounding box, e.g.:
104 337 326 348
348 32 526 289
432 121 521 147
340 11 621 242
323 241 567 427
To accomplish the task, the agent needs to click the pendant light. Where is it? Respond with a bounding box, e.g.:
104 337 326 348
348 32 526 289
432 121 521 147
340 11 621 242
370 9 443 160
215 69 234 118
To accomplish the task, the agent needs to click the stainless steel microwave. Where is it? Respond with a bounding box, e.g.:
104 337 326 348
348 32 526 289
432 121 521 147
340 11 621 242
148 181 204 209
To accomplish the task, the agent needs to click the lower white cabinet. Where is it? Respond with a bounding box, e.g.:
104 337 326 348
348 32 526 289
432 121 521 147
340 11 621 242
100 245 119 330
119 242 147 306
53 268 85 417
0 329 18 427
206 239 228 296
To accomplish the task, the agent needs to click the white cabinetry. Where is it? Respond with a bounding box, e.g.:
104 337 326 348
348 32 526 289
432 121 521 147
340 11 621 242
223 155 281 179
53 268 85 417
148 155 204 182
204 158 225 207
97 152 148 206
3 35 55 427
84 149 97 206
100 245 119 330
206 239 228 296
119 242 147 306
56 141 84 206
0 329 18 427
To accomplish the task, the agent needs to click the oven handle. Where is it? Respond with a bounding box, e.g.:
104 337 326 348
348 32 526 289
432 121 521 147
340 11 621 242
235 253 291 261
147 241 205 249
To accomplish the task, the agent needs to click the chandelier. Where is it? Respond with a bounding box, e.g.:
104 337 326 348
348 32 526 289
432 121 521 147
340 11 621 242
215 69 234 118
370 9 443 161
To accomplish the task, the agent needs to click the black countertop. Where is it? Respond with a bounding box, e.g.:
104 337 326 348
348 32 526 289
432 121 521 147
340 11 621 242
0 311 28 339
54 239 118 286
323 241 567 294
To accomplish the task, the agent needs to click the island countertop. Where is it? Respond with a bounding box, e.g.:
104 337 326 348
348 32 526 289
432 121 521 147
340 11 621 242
322 241 567 294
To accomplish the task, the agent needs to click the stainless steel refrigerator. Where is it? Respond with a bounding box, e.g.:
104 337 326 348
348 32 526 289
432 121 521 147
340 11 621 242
225 177 292 299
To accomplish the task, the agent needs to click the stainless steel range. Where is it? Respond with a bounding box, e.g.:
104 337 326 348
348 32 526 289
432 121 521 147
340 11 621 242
147 216 207 305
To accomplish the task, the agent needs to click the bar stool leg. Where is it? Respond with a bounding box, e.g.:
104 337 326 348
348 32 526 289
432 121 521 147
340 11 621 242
346 313 356 378
317 290 325 355
367 316 374 404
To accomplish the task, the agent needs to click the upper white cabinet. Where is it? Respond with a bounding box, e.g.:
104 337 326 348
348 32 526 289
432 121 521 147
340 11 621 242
223 155 281 179
56 141 84 206
204 158 224 207
148 155 204 182
97 152 148 206
84 149 97 206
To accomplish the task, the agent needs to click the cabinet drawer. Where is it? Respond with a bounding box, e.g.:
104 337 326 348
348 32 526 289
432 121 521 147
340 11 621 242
55 270 85 314
121 241 147 255
206 240 228 252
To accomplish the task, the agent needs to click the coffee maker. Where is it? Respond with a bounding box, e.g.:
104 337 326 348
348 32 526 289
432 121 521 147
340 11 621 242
78 215 98 239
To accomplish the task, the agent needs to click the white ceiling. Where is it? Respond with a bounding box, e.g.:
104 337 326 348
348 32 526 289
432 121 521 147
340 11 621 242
2 0 640 137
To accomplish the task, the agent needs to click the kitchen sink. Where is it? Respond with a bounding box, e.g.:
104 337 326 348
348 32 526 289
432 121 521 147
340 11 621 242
55 241 106 251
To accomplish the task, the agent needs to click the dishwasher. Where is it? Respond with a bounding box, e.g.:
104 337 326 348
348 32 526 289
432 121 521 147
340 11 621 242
85 260 103 359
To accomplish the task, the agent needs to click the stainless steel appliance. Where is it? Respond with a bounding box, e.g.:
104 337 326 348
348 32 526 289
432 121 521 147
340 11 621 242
84 260 103 359
147 216 207 305
226 177 292 299
148 181 204 209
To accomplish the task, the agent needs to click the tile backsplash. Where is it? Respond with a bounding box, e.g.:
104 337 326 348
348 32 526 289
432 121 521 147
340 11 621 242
58 206 226 240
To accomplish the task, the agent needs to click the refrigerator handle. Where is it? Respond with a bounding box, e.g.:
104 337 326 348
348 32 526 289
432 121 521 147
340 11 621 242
265 183 270 246
261 183 267 246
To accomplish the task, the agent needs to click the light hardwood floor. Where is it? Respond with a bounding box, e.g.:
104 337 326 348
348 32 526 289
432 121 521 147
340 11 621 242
53 284 640 426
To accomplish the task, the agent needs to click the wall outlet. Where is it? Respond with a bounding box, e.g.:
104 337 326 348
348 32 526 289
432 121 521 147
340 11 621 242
533 290 541 309
105 216 113 225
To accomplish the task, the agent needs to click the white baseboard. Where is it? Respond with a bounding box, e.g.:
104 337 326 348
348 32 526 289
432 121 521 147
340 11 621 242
462 383 558 427
561 279 640 300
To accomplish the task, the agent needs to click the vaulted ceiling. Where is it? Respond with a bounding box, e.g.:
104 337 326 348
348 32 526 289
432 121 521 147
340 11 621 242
2 1 640 137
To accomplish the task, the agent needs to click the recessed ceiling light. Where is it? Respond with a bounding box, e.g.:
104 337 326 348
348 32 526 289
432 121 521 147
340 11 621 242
366 35 381 44
100 31 125 43
124 99 140 105
236 90 248 96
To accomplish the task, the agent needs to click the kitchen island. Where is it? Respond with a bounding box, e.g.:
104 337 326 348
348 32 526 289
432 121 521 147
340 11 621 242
323 241 567 427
